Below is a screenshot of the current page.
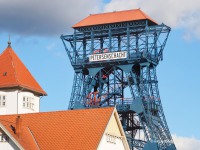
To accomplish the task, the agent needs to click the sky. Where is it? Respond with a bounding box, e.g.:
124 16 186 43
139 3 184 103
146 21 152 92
0 0 200 149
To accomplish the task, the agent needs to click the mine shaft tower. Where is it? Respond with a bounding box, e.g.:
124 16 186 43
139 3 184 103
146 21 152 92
61 9 176 150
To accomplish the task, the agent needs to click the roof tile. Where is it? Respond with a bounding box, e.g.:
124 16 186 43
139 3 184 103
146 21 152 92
0 45 46 96
0 107 114 150
73 9 157 28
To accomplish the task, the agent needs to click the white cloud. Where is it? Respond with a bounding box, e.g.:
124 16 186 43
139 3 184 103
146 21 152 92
131 132 200 150
103 0 200 39
0 0 102 36
1 0 200 39
172 134 200 150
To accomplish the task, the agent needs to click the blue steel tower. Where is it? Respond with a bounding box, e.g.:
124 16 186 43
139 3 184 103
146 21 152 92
61 9 176 150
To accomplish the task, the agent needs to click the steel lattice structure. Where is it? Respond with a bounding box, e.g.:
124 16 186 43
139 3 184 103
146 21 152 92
61 15 176 150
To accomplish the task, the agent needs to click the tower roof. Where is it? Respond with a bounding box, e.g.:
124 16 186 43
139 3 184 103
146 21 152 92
0 44 46 96
73 9 157 28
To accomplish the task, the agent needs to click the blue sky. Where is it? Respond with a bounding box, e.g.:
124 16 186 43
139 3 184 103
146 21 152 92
0 0 200 149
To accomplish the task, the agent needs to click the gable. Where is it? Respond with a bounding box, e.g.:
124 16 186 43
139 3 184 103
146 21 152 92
0 124 22 150
97 109 130 150
105 112 123 136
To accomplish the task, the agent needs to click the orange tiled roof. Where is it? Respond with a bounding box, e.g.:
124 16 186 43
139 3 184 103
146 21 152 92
0 107 115 150
0 45 46 96
73 9 157 28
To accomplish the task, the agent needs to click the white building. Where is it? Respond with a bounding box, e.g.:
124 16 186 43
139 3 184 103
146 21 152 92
0 43 46 115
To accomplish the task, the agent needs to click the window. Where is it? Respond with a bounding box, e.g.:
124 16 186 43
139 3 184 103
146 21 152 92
0 95 6 107
0 132 9 142
106 134 116 144
23 96 34 110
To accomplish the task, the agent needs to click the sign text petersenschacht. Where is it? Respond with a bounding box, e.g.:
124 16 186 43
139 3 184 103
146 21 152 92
89 51 127 62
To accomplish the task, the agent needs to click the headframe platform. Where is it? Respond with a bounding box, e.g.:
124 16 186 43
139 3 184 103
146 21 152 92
61 9 176 150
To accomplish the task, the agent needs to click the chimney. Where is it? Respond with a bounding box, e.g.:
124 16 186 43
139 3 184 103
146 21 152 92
16 116 22 138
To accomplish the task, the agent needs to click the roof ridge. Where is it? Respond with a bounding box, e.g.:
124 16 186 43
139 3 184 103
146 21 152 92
9 47 20 85
90 9 139 16
28 126 41 150
0 107 115 117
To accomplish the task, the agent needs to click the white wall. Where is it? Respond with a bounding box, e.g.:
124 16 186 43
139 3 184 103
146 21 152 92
0 90 18 115
0 89 40 115
18 91 40 114
98 111 130 150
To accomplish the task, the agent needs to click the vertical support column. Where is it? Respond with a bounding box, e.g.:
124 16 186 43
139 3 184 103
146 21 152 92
124 70 135 100
109 29 112 51
138 62 175 149
91 31 94 52
100 37 103 52
127 27 130 58
113 66 116 104
139 63 150 100
73 30 77 64
99 70 102 98
68 71 83 109
118 35 121 51
82 72 91 107
149 65 174 148
136 34 139 52
107 73 110 106
154 33 158 57
139 62 156 142
121 70 124 105
83 38 86 61
145 27 149 56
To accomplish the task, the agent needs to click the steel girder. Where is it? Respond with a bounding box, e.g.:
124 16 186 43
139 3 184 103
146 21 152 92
61 23 170 68
61 20 176 150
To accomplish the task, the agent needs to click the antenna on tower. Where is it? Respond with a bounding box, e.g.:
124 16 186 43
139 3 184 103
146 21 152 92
8 34 11 47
